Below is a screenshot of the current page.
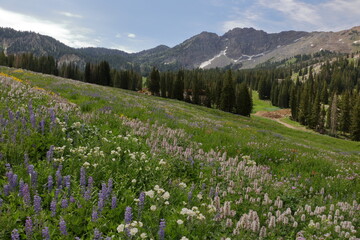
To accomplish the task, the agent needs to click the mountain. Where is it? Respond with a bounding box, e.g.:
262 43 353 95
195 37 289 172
1 26 360 71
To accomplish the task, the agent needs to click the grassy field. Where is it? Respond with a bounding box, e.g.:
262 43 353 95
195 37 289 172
252 91 280 113
0 67 359 239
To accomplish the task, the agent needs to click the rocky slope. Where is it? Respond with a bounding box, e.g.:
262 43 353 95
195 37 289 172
1 26 359 71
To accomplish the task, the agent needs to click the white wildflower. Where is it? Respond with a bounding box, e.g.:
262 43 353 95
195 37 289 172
117 224 125 233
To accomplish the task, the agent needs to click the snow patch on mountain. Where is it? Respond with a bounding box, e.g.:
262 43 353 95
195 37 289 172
199 47 229 69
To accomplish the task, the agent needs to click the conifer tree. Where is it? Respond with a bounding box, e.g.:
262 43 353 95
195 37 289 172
220 70 235 112
339 92 351 133
172 70 184 100
329 94 338 136
160 73 167 98
235 82 253 117
320 82 329 104
309 91 320 129
98 61 111 86
290 86 298 121
149 67 160 96
350 95 360 141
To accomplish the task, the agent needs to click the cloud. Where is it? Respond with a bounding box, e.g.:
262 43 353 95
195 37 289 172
222 0 360 33
58 11 83 19
0 7 94 48
127 33 136 38
115 33 122 38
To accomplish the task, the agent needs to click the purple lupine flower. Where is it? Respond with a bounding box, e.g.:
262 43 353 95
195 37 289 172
56 169 62 189
88 176 94 188
93 228 102 240
46 146 54 162
3 184 10 196
138 192 145 217
34 194 42 213
107 178 113 197
70 195 75 203
84 176 94 200
59 217 68 235
42 227 50 240
158 219 166 240
22 183 31 206
18 179 24 197
97 195 104 212
105 237 111 240
61 198 68 209
29 100 36 128
84 189 91 201
49 108 56 125
47 175 53 191
31 171 38 188
10 174 18 190
27 164 34 175
100 183 107 200
55 188 60 200
39 119 45 135
91 208 98 222
50 198 57 217
124 206 132 224
11 229 20 240
80 167 86 188
6 170 13 182
5 162 10 170
25 216 33 239
8 110 14 122
111 195 117 209
188 191 193 203
64 175 71 193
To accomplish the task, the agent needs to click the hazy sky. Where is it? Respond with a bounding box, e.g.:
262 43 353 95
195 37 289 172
0 0 359 53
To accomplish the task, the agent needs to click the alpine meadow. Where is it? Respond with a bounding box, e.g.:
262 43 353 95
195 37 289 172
0 1 360 239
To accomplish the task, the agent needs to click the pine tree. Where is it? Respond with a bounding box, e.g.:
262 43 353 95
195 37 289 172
98 61 111 86
220 70 235 112
148 67 160 96
172 70 184 100
84 63 91 83
309 91 320 129
290 86 298 121
339 92 351 133
235 82 253 117
192 73 201 105
318 106 326 134
320 82 329 104
329 94 338 136
160 73 167 98
350 95 360 141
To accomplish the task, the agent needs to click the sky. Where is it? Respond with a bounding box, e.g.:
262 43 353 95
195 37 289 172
0 0 359 53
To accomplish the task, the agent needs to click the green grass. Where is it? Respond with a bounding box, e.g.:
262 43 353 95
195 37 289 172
251 91 279 113
1 66 359 239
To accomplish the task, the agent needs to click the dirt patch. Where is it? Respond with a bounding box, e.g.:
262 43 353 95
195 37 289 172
254 109 291 119
254 109 311 132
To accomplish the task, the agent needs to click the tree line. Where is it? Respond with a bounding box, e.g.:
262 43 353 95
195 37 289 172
147 67 253 117
0 52 142 92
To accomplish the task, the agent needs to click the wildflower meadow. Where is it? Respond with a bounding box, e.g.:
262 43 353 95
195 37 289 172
0 67 359 239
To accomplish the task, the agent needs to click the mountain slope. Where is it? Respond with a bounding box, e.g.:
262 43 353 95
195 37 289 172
1 26 359 71
0 66 359 238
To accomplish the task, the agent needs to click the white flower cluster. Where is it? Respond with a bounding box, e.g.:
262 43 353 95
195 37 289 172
117 221 146 238
180 207 206 220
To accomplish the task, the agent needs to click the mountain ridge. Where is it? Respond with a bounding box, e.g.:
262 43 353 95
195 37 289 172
1 26 359 72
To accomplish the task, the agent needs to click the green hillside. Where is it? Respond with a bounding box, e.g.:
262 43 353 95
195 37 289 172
0 67 359 239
